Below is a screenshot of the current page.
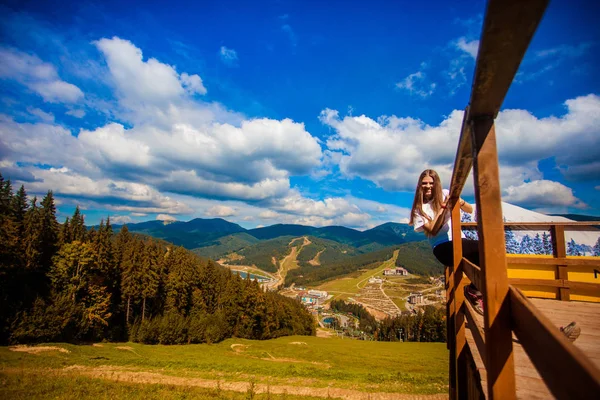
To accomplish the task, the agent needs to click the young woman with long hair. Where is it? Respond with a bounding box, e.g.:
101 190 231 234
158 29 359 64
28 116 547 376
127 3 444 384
409 169 483 313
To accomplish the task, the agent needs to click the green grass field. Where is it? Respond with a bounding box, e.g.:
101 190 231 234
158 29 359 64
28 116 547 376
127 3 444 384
0 336 448 399
316 251 400 300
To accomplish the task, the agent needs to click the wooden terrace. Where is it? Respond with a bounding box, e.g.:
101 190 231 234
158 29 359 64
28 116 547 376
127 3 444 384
434 0 600 398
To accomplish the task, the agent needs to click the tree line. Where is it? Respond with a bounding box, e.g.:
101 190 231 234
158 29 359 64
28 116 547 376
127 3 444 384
376 306 446 343
0 174 315 345
329 299 446 343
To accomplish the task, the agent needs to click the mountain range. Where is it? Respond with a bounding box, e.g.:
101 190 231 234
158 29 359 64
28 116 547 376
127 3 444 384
107 219 426 251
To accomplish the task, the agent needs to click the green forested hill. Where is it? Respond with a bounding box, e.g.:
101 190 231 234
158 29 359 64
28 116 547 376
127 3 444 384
192 232 261 260
225 236 297 272
285 240 441 286
0 174 314 345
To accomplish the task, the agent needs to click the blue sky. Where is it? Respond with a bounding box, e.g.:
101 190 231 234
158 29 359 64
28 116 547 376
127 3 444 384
1 0 599 229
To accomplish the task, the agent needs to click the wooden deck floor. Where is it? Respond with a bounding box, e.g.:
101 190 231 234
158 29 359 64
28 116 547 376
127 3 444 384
465 298 600 399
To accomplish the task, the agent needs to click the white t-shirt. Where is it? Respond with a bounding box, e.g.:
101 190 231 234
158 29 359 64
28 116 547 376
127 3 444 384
412 189 465 248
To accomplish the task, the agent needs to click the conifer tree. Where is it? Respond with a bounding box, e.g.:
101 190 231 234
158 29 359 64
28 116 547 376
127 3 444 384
532 233 544 255
39 191 59 276
140 240 161 320
12 185 29 241
567 239 582 256
59 217 72 245
70 206 86 242
519 234 534 254
593 237 600 257
505 228 520 254
121 238 144 324
24 197 42 271
0 175 18 268
542 232 553 255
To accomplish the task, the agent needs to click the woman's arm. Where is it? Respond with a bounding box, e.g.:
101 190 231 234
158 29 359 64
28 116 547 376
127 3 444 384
459 198 473 214
420 203 448 236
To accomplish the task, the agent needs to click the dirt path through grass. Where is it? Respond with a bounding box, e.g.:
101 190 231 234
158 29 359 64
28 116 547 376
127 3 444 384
1 366 448 400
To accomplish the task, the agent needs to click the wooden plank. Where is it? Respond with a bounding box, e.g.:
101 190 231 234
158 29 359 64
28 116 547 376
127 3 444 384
452 204 469 397
567 281 600 293
469 0 549 118
506 257 600 266
464 297 487 369
462 222 600 228
509 278 563 288
462 258 483 292
552 225 570 301
472 120 516 399
446 263 457 400
509 286 600 399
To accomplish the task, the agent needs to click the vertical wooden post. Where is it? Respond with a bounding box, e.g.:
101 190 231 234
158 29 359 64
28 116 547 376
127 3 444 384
551 225 569 301
451 204 468 396
446 263 457 400
471 119 516 399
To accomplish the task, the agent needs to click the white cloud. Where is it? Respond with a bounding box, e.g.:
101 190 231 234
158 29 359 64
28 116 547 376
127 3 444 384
0 47 84 103
66 109 86 118
219 46 238 66
503 180 587 209
156 214 177 222
17 166 192 214
320 94 600 194
455 37 479 59
180 72 207 95
111 215 133 224
27 107 54 122
94 37 206 107
396 71 436 98
206 205 237 217
1 38 323 203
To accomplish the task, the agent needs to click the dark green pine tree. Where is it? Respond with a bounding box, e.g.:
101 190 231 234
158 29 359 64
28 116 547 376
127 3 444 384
24 197 42 271
121 238 144 324
0 175 18 268
11 185 29 242
70 206 86 242
0 175 19 343
59 217 72 245
39 191 60 276
140 240 161 321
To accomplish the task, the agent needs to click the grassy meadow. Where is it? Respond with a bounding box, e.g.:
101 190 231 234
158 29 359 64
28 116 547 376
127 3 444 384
1 335 448 399
317 251 400 300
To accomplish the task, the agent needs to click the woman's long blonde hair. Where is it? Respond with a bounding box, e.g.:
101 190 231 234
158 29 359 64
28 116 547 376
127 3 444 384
409 169 444 225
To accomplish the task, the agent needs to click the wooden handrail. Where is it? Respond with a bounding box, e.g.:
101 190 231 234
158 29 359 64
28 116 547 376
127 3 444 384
463 298 486 368
461 258 482 292
509 286 600 398
462 222 600 228
431 0 551 238
506 257 600 266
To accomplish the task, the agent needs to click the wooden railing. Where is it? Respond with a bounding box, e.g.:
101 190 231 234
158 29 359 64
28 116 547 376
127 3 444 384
463 221 600 301
435 0 600 398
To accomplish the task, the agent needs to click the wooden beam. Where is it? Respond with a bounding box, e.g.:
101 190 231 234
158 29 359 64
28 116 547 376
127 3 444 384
446 264 457 400
462 258 483 292
451 204 469 397
508 278 563 288
506 257 600 266
469 0 549 118
509 286 600 398
462 222 600 228
472 120 516 399
508 278 600 295
552 226 570 301
464 298 487 369
432 108 472 236
567 281 600 293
